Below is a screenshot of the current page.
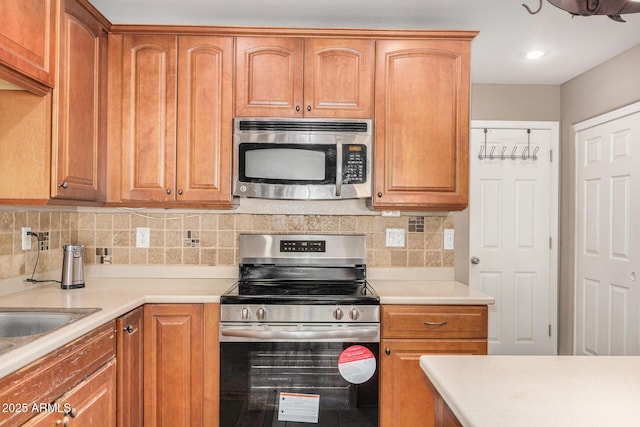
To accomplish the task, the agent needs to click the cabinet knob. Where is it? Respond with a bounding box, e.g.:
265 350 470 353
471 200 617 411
377 192 382 198
385 348 391 356
178 189 183 195
64 408 77 418
166 188 171 195
307 105 311 112
470 256 480 265
58 181 68 189
295 105 301 112
124 325 134 334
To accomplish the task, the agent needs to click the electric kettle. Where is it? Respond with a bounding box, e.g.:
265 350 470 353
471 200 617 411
61 244 85 289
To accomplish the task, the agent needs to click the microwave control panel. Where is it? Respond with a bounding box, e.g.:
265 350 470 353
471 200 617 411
342 145 367 184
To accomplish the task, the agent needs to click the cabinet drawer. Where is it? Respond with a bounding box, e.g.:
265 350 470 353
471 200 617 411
381 305 487 339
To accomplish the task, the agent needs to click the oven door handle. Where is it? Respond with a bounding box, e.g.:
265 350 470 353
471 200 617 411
220 325 379 340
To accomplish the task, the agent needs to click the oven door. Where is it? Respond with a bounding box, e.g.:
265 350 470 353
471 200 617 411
220 324 379 427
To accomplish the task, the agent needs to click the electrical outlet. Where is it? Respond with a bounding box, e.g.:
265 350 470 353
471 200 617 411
136 227 150 248
21 227 32 251
444 228 455 250
385 228 405 247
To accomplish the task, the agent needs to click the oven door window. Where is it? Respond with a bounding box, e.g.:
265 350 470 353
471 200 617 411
239 143 336 185
220 342 378 426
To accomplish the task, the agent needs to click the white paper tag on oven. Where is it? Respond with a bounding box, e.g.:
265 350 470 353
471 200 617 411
277 392 320 423
338 345 376 384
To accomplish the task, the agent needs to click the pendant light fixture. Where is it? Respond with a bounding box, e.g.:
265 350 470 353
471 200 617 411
523 0 640 22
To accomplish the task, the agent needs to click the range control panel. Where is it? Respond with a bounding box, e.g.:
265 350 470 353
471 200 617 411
280 240 326 252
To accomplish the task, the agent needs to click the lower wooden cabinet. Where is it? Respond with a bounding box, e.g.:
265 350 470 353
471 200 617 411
0 321 116 426
24 359 117 427
379 305 487 427
117 306 144 427
143 303 219 427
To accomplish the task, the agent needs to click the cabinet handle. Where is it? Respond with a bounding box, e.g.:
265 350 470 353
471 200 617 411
423 321 448 326
58 181 68 189
385 348 391 355
295 105 301 112
377 192 382 198
307 105 311 112
124 325 134 334
166 188 171 195
64 407 77 418
178 189 183 195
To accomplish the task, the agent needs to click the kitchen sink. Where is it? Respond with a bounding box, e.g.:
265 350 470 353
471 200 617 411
0 307 101 355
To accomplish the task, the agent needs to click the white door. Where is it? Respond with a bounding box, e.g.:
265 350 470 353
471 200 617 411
574 104 640 356
469 121 559 355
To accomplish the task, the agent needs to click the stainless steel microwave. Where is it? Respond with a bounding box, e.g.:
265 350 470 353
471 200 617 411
233 118 372 200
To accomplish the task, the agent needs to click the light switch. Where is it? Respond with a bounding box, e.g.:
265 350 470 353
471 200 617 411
444 229 454 250
136 227 150 248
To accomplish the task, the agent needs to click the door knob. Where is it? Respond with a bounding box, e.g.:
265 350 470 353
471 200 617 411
470 256 480 265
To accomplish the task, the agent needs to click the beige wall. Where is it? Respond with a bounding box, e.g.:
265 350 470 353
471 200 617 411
559 44 640 354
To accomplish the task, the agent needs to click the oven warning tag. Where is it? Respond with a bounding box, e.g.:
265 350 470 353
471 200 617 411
338 345 376 384
277 392 320 423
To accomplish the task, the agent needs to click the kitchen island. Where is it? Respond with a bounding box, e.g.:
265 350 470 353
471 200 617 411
420 355 640 426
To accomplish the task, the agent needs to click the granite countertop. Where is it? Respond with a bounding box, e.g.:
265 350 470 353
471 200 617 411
420 355 640 427
0 266 492 378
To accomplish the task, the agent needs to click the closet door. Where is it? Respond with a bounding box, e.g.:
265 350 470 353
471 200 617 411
574 105 640 355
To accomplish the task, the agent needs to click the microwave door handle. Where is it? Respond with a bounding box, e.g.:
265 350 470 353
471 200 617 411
335 136 343 197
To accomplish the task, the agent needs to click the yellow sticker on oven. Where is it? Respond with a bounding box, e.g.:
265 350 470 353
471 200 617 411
338 345 376 384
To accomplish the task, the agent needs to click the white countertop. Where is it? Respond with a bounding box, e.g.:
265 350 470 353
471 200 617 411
0 277 234 378
420 355 640 427
371 280 494 305
0 266 492 379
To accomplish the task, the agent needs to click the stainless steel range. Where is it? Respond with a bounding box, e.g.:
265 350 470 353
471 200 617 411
219 234 379 426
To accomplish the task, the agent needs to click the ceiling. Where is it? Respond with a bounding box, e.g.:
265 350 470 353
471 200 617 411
88 0 640 85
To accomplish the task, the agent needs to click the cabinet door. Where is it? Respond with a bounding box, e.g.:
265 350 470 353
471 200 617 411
144 304 204 427
304 38 373 118
120 35 177 201
25 359 117 427
51 0 106 201
373 39 471 211
379 339 486 427
117 307 144 427
176 36 233 204
235 37 304 117
0 0 56 93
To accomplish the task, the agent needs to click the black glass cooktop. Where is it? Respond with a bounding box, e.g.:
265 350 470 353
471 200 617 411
221 263 379 305
221 280 379 305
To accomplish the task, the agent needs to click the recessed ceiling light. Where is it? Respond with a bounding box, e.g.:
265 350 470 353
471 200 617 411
525 50 546 60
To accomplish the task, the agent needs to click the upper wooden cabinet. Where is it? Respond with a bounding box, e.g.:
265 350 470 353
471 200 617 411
109 34 233 206
0 0 57 94
235 37 373 118
372 37 474 211
51 0 108 201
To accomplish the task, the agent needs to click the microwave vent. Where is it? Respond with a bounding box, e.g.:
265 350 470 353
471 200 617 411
237 120 369 133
